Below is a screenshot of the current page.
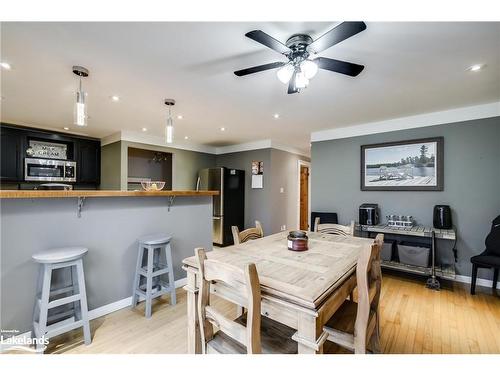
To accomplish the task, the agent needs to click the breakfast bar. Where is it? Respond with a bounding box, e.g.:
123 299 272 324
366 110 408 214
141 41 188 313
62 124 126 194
0 190 218 336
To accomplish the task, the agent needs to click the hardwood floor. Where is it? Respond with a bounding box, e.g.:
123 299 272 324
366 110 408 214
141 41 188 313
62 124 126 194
44 273 499 354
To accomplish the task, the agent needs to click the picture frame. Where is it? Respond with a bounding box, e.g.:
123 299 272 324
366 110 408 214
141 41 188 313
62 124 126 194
360 137 444 191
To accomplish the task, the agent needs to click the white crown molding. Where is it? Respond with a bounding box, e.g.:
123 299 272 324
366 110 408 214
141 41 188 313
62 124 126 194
100 132 311 157
311 101 500 142
215 139 310 157
215 140 272 155
101 130 217 154
270 141 311 158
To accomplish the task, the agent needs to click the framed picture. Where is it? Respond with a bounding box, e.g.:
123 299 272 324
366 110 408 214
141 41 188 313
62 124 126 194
360 137 444 191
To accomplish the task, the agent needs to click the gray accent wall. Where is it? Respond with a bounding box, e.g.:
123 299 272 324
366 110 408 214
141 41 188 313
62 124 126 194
216 149 273 233
216 148 310 235
311 116 500 279
0 196 213 334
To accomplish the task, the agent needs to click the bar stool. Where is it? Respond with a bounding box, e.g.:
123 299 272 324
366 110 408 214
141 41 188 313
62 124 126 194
32 247 91 352
132 234 176 318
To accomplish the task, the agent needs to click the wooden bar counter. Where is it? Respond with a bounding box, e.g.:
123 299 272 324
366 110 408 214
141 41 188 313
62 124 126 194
0 190 219 199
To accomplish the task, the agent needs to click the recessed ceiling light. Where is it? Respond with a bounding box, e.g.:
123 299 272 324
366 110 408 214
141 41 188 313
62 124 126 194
0 62 11 70
142 127 147 132
184 136 189 140
177 115 183 120
467 64 485 72
220 127 225 131
273 113 280 119
63 127 69 130
110 95 120 102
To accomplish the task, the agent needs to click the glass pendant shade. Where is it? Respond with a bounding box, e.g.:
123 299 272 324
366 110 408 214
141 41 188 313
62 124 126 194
276 64 294 84
165 116 174 144
74 89 87 127
300 59 318 79
295 71 309 89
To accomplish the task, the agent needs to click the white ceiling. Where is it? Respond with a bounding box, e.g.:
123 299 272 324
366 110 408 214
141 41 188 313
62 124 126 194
1 22 499 154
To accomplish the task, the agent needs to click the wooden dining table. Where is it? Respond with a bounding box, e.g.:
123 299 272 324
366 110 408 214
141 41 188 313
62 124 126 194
182 231 376 354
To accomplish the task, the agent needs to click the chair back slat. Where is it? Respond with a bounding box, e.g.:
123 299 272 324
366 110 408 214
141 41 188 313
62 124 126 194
315 218 355 236
232 221 264 245
353 234 383 353
195 248 262 354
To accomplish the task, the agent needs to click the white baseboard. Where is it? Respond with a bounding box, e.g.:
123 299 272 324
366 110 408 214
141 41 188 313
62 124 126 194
454 274 499 289
1 277 188 352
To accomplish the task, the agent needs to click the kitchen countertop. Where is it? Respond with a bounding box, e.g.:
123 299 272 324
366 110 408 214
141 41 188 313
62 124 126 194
0 190 219 199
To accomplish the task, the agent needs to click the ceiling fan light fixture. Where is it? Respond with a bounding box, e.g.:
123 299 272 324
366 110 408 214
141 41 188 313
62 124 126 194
301 59 318 79
295 71 309 89
277 64 294 84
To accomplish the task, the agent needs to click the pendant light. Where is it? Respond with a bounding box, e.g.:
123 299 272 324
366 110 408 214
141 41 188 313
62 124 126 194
164 99 176 144
72 66 89 127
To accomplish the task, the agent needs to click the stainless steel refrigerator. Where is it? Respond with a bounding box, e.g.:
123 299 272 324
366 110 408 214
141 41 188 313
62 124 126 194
198 167 245 246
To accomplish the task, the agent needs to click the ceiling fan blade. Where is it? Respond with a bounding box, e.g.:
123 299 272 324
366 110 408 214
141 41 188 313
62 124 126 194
234 61 286 76
287 71 299 94
316 57 364 77
245 30 291 55
308 22 366 54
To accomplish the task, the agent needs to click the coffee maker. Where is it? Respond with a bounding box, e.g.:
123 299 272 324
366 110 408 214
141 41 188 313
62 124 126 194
359 203 379 225
433 205 452 229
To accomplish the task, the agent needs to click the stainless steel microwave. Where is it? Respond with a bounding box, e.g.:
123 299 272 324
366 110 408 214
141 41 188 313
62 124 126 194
24 158 76 182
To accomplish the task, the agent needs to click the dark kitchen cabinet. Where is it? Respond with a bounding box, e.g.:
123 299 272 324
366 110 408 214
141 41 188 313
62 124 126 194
77 140 101 185
1 127 24 182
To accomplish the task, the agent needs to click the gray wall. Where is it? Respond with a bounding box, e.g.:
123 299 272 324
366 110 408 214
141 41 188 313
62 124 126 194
311 116 500 279
216 149 273 234
0 196 213 334
270 149 310 233
100 141 216 190
216 148 310 235
100 141 122 189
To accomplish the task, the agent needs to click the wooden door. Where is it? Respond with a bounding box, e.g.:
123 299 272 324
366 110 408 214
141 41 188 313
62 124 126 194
299 165 309 230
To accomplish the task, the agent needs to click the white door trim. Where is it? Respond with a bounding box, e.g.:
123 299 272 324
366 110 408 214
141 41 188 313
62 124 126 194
297 160 311 230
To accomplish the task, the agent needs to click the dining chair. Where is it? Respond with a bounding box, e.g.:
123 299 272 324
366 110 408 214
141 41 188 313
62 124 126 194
470 215 500 295
195 248 297 354
314 217 355 236
231 221 264 245
323 233 384 354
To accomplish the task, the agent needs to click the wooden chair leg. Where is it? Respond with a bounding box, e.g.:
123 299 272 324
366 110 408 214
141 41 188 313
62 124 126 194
471 264 478 295
493 268 499 291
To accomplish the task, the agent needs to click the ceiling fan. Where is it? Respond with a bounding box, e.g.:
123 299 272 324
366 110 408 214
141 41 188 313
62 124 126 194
234 22 366 94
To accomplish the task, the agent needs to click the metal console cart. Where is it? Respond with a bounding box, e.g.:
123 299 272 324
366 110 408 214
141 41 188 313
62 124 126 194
356 224 457 290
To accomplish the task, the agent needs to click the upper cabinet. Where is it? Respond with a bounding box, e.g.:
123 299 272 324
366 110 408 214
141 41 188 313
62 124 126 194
77 139 101 185
0 123 101 186
0 127 24 182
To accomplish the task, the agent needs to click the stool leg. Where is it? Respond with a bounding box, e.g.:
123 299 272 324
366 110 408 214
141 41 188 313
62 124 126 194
76 258 91 345
165 243 176 306
132 244 145 308
71 265 82 321
145 245 154 318
36 264 52 353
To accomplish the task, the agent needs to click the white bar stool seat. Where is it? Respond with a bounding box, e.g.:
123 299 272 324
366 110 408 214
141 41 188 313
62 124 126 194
32 247 91 352
132 233 176 318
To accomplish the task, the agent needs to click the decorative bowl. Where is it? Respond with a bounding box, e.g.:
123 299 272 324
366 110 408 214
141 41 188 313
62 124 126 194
141 181 166 191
